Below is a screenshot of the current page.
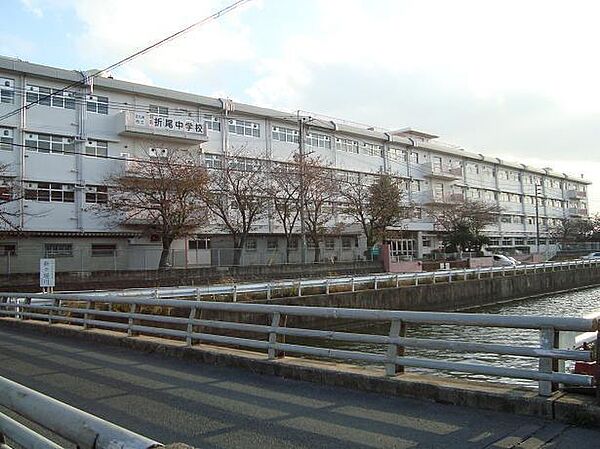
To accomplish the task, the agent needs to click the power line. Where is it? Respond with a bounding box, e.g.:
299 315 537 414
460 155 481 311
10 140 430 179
0 0 253 123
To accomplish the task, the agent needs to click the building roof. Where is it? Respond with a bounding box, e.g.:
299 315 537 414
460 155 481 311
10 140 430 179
0 55 591 185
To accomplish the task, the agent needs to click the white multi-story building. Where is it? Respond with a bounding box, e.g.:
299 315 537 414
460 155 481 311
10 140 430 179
0 55 591 272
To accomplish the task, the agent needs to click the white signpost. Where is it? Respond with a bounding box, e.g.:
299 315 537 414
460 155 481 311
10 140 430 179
39 258 55 292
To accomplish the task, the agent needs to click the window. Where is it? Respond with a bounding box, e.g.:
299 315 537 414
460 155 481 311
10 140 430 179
267 238 278 251
204 154 222 169
189 238 210 250
45 243 73 258
85 140 108 157
272 126 299 143
488 238 500 246
527 238 537 245
204 114 221 131
411 180 421 192
342 237 352 250
245 239 257 251
422 236 432 247
25 133 74 154
500 216 512 223
85 185 108 204
389 147 406 161
229 119 260 137
86 95 109 114
336 138 359 154
149 104 169 116
502 238 513 246
26 85 75 110
0 78 14 104
305 132 331 149
307 239 318 249
25 182 75 203
0 243 16 256
409 151 419 164
325 238 335 250
91 244 116 257
361 142 383 157
288 238 299 251
0 128 13 151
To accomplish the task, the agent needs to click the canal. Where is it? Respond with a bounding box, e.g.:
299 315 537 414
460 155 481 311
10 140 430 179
308 286 600 387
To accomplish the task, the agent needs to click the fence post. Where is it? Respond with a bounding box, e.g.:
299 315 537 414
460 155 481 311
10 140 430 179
477 268 481 280
267 283 272 300
83 301 94 330
395 274 399 288
432 273 436 284
325 280 330 295
268 312 281 360
489 267 494 279
48 298 59 325
374 277 378 290
448 272 452 283
186 306 196 347
414 273 419 286
386 319 405 376
463 269 467 281
127 303 136 337
352 276 356 292
297 280 302 297
538 327 556 396
233 285 238 302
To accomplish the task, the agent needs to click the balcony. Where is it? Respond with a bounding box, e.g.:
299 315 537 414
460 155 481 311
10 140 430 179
568 207 588 217
419 162 463 180
422 192 465 205
117 111 208 144
567 190 587 200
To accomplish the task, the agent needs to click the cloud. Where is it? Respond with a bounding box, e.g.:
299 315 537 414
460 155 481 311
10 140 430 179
19 0 43 17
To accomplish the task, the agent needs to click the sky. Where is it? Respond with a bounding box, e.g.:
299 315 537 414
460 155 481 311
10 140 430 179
2 0 600 211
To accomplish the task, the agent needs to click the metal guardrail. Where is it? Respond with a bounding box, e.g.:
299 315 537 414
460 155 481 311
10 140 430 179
42 258 600 302
0 293 597 396
0 375 161 449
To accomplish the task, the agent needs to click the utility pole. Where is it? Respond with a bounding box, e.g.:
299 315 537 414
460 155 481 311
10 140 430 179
535 183 542 254
298 111 307 264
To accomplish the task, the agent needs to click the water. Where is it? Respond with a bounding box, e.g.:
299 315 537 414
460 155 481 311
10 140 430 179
304 287 600 387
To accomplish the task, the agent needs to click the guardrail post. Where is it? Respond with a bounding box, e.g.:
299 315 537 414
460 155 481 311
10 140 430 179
538 327 557 396
502 267 506 277
351 276 356 292
232 285 238 302
386 319 405 376
477 268 481 280
414 273 419 286
48 298 59 324
489 267 494 279
325 280 330 294
463 269 467 281
127 303 136 337
374 277 378 290
83 301 95 330
267 283 272 300
448 272 452 283
432 273 436 284
21 297 31 320
513 265 517 276
297 280 302 297
186 305 196 347
395 274 399 288
268 312 280 360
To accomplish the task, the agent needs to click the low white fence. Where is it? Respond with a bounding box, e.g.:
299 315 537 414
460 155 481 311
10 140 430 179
0 375 161 449
0 293 597 396
49 258 600 302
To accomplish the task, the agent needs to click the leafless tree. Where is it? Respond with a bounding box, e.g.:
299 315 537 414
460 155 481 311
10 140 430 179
340 173 412 250
204 151 269 266
0 162 24 231
101 146 209 269
301 154 340 262
264 160 302 263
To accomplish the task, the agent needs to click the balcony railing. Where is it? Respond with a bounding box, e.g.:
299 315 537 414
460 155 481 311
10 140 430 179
117 111 208 143
567 190 587 200
419 162 463 180
568 207 588 217
422 192 465 205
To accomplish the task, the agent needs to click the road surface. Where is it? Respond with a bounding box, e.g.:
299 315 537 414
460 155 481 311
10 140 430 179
1 326 599 448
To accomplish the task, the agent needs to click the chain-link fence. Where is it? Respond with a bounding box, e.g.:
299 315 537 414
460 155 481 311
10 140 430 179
0 246 375 275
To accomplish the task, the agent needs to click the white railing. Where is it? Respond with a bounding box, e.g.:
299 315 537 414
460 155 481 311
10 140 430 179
36 258 600 303
0 294 596 396
0 375 161 449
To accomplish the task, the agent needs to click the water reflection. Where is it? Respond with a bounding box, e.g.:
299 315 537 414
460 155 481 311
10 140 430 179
294 287 600 387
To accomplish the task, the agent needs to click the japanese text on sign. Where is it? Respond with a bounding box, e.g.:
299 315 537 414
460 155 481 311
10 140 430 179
39 258 56 288
146 113 204 134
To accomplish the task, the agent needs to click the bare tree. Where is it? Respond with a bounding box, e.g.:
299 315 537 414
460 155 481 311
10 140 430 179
204 151 269 266
340 173 412 250
550 217 594 243
426 199 502 255
102 146 209 269
301 155 340 262
0 163 24 231
264 160 302 263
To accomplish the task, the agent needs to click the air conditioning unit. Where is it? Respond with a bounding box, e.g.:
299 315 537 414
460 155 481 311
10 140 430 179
158 148 168 158
120 152 130 159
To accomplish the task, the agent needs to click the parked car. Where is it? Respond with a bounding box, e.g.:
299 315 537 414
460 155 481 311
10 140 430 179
581 252 600 260
492 254 518 267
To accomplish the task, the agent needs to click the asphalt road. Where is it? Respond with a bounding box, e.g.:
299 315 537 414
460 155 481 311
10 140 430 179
1 326 599 449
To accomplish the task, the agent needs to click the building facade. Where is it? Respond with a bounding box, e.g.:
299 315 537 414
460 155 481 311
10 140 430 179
0 56 591 273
